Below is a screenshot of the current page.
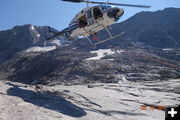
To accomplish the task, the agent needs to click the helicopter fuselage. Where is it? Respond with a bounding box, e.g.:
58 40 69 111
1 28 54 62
68 5 124 39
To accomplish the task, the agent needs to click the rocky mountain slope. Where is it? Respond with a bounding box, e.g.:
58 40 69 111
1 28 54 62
0 46 179 85
110 7 180 48
0 25 61 63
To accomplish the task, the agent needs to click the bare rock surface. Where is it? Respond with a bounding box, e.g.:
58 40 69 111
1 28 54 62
0 79 179 120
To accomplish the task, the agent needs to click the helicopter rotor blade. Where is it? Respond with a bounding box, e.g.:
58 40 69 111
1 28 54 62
61 0 83 3
86 1 151 8
60 0 151 8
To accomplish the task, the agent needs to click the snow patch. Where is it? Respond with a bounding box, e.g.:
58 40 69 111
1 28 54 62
116 49 124 54
30 25 35 30
162 48 173 51
30 25 41 39
36 33 40 38
49 39 61 46
26 46 56 52
86 49 115 60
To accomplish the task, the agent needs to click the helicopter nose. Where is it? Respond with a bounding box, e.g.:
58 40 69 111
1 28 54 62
107 8 124 20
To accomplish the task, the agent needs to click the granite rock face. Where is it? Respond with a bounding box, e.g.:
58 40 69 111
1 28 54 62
0 80 179 120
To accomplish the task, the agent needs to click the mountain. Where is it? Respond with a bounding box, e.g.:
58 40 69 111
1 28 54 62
109 7 180 48
0 24 61 63
0 8 180 85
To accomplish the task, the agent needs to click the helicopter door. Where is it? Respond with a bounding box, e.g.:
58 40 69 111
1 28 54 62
79 15 88 28
86 9 95 26
93 7 103 20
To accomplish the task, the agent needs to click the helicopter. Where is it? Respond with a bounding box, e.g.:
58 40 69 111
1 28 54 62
47 0 151 46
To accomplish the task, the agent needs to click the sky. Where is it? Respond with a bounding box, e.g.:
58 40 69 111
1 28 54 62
0 0 180 31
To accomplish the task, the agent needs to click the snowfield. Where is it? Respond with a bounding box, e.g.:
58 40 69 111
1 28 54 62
86 49 124 60
26 46 56 52
0 79 179 120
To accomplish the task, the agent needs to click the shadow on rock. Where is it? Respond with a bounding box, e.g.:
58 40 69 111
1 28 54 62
104 110 146 116
7 83 86 117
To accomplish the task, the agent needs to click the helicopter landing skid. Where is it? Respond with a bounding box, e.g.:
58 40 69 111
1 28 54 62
83 27 124 47
94 32 125 46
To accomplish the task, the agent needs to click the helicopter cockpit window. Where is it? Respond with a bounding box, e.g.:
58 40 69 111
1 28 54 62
79 15 88 28
87 9 93 19
101 5 111 11
93 7 103 20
